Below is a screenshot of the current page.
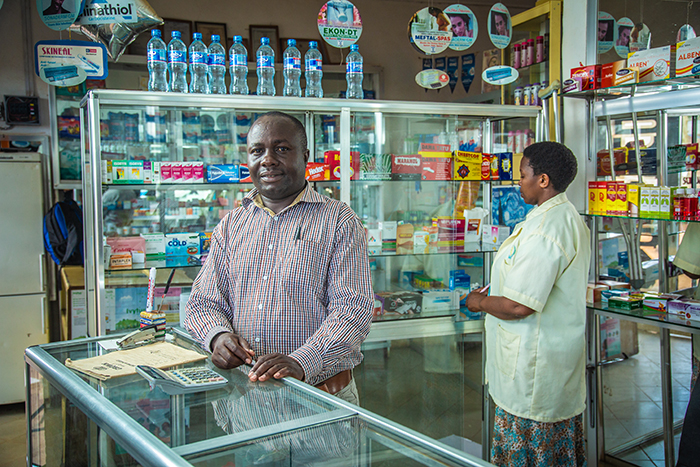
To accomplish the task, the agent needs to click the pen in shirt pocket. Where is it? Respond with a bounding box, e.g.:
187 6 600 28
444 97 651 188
295 224 302 241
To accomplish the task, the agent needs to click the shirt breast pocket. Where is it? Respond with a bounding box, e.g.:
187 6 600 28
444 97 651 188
496 324 521 380
281 240 328 295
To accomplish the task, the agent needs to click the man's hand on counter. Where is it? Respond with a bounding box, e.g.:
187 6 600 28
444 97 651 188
211 332 256 369
248 353 305 383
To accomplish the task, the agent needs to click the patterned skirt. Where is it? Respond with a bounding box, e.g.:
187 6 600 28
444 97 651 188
491 405 587 467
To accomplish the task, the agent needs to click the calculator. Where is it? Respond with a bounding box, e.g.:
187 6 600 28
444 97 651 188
136 365 228 395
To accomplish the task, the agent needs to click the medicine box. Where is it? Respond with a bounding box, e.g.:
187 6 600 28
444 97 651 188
374 291 422 315
413 231 429 254
497 152 513 180
199 232 212 255
613 67 639 86
659 186 672 219
420 143 452 181
453 151 481 181
481 225 509 251
396 223 414 255
435 217 465 253
305 162 329 181
391 155 421 181
366 228 382 256
570 64 602 90
449 270 470 290
140 233 165 257
207 164 239 183
359 153 392 181
165 233 200 257
643 293 682 312
423 289 456 312
239 164 252 183
675 36 700 77
380 221 397 254
627 184 641 216
601 60 627 88
627 46 675 82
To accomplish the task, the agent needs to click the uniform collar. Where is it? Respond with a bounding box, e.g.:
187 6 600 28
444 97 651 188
525 192 568 220
243 183 325 216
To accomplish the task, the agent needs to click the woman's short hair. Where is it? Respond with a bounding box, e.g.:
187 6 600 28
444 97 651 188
523 142 578 192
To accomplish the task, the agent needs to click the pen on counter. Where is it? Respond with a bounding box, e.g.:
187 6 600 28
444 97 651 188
155 268 177 314
146 267 157 313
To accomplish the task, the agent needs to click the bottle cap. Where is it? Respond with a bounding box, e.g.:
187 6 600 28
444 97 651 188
211 34 220 42
234 35 242 43
350 44 359 52
261 37 270 45
172 31 181 39
287 39 296 47
151 29 161 38
537 35 544 41
193 32 202 40
310 41 317 48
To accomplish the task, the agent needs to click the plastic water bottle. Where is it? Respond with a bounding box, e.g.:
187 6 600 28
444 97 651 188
256 37 275 96
229 35 249 95
147 29 168 91
346 44 363 99
207 34 226 94
283 39 302 97
304 41 323 98
189 32 208 93
168 31 188 93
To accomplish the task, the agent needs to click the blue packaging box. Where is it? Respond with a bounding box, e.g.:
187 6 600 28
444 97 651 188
207 164 239 183
449 270 471 290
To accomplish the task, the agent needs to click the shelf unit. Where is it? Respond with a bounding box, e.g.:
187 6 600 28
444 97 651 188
565 83 700 467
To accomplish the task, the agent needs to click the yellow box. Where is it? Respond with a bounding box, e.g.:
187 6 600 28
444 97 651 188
627 184 641 217
453 151 482 181
613 67 639 85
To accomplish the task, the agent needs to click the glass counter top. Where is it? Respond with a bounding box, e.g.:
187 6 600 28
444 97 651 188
26 330 491 467
588 301 700 332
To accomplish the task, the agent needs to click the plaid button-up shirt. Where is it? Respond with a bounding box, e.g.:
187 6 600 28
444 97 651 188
184 184 373 385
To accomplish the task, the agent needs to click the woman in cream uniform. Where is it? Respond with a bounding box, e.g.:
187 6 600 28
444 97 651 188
467 142 591 467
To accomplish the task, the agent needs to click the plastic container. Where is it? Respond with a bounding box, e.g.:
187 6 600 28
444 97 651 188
147 29 168 91
189 32 208 93
346 44 363 99
283 39 302 97
207 34 226 94
229 35 249 95
305 41 323 98
167 31 188 93
536 36 544 63
520 41 528 68
513 44 521 70
514 86 523 105
526 39 535 66
256 37 275 96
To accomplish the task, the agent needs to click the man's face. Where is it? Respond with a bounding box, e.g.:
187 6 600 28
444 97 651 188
598 21 608 41
518 157 540 205
451 16 467 37
247 116 309 202
495 14 507 36
52 0 64 7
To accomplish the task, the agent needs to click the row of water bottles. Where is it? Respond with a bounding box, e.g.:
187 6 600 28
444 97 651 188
148 30 363 99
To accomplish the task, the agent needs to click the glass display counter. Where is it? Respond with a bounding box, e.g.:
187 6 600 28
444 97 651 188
24 329 494 467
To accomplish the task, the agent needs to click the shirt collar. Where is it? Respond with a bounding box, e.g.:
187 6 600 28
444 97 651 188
525 192 568 220
243 182 325 216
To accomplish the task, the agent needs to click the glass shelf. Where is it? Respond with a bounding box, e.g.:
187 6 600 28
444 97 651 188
103 182 255 189
580 211 700 223
588 301 700 331
372 309 458 322
107 256 203 271
562 75 700 100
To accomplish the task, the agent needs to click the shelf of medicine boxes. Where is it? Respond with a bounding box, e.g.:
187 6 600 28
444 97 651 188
587 301 700 333
562 75 700 100
101 179 520 188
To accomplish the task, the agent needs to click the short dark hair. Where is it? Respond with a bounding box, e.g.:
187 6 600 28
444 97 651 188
251 111 308 149
523 142 578 192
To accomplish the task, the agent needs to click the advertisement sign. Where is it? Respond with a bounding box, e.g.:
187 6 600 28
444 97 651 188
614 17 634 58
35 40 108 86
37 0 85 31
487 3 511 49
445 4 477 51
461 53 475 93
597 11 614 54
482 65 518 86
415 69 449 89
409 6 452 55
76 0 138 25
318 0 362 48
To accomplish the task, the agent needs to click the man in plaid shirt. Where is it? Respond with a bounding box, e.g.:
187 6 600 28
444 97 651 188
185 111 373 403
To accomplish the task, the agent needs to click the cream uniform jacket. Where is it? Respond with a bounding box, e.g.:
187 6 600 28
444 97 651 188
672 223 700 361
485 192 591 423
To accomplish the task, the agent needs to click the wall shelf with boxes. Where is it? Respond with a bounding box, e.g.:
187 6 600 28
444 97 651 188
564 82 700 466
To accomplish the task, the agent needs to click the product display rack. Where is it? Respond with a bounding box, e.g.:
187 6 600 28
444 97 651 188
24 328 496 467
565 84 700 467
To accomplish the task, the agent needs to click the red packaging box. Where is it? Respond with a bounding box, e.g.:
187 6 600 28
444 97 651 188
391 154 422 180
325 150 360 180
597 148 628 176
305 162 329 181
435 217 466 253
601 60 627 88
571 64 602 90
419 143 453 181
481 154 491 181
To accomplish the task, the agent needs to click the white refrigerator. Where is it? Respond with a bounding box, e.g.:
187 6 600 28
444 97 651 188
0 153 50 404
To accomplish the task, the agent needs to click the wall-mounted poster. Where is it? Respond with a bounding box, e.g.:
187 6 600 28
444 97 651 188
415 69 449 89
678 24 697 42
318 0 362 48
35 40 108 87
629 23 651 53
597 11 614 54
445 4 477 51
409 7 452 55
487 3 511 49
37 0 84 31
614 17 634 58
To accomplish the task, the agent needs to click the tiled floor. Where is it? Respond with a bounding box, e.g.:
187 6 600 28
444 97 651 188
1 329 692 467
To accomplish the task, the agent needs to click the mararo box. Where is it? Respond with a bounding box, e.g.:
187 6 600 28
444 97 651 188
391 155 422 180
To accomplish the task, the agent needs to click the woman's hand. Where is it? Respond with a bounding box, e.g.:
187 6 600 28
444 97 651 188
466 288 489 312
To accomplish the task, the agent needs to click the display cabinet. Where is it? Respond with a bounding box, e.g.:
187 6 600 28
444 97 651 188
25 329 495 467
564 83 700 467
